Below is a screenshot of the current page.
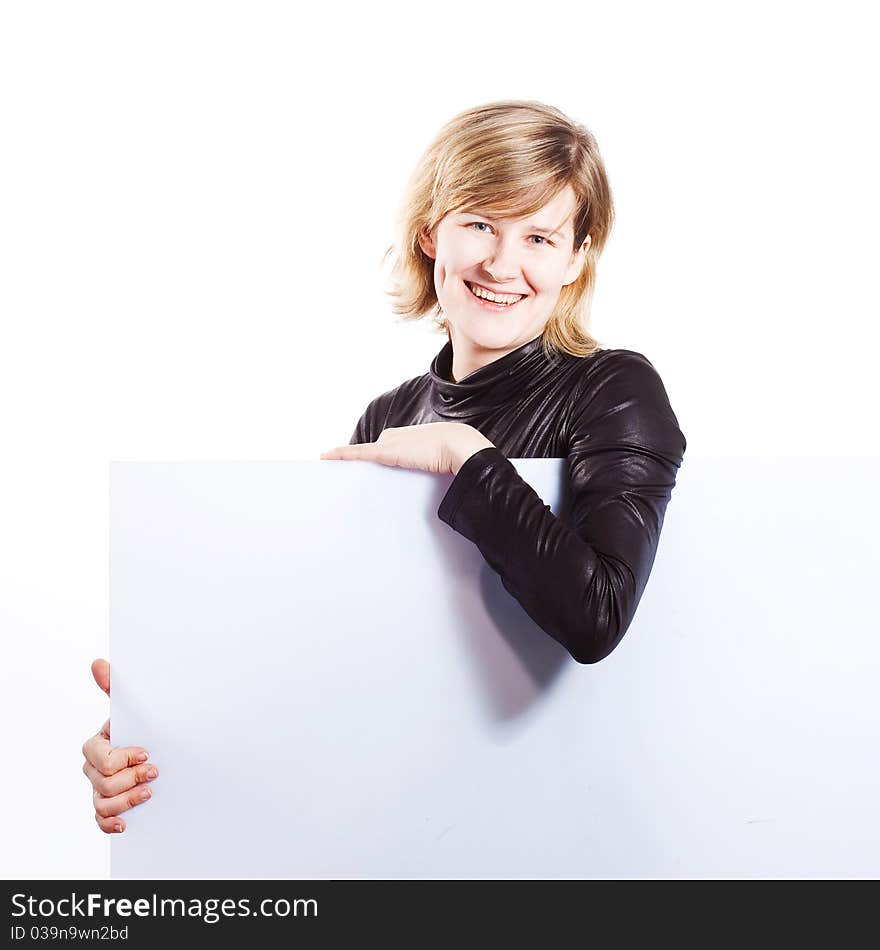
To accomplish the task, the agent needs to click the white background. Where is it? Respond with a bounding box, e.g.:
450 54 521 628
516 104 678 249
1 0 878 878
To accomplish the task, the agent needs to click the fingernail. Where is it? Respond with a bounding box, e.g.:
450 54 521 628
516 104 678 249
146 767 158 779
136 752 149 763
115 823 124 833
139 787 151 801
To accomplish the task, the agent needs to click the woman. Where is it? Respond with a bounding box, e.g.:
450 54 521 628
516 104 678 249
82 99 687 834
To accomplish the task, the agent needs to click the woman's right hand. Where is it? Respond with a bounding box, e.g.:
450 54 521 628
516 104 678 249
82 658 159 834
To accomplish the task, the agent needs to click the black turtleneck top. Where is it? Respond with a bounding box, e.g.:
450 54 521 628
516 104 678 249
350 334 686 664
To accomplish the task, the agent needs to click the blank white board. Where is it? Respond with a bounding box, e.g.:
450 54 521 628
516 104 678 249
110 457 880 879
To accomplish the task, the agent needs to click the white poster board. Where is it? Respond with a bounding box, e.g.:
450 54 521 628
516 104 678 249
110 457 880 879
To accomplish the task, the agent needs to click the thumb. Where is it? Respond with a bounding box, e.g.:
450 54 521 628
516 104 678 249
91 658 110 697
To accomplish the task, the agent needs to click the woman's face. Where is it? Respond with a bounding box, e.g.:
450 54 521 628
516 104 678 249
418 184 590 361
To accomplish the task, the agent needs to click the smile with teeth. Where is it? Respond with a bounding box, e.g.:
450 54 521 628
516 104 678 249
465 281 526 306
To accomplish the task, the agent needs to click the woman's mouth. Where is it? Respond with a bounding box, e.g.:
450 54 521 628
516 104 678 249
464 280 527 311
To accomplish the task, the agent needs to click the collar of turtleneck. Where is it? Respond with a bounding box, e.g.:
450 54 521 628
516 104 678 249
428 333 553 418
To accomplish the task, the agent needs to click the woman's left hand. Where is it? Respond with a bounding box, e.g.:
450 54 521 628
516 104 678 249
320 422 494 475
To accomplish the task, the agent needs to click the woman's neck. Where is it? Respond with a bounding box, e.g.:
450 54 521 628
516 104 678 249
450 349 488 383
447 328 540 383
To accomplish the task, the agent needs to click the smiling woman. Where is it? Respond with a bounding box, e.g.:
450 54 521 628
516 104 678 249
321 99 686 663
84 99 686 835
415 184 590 368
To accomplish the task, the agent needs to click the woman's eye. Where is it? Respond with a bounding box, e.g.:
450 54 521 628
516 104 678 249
468 223 551 246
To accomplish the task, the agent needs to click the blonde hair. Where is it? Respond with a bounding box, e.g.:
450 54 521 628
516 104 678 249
383 99 615 359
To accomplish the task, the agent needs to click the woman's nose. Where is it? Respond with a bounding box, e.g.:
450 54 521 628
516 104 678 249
482 247 519 282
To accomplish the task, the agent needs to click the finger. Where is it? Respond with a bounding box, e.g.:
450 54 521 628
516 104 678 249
82 731 150 777
320 445 376 460
91 659 110 696
93 782 153 820
83 758 159 798
95 813 127 834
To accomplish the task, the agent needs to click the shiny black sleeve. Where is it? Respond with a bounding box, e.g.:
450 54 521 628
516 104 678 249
350 391 395 445
436 351 686 664
350 410 371 445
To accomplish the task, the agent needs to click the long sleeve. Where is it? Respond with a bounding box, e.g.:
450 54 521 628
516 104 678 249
436 352 686 664
349 389 397 445
350 410 371 445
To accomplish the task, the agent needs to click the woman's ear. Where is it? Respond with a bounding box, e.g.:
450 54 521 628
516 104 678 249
417 226 436 260
562 234 591 286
